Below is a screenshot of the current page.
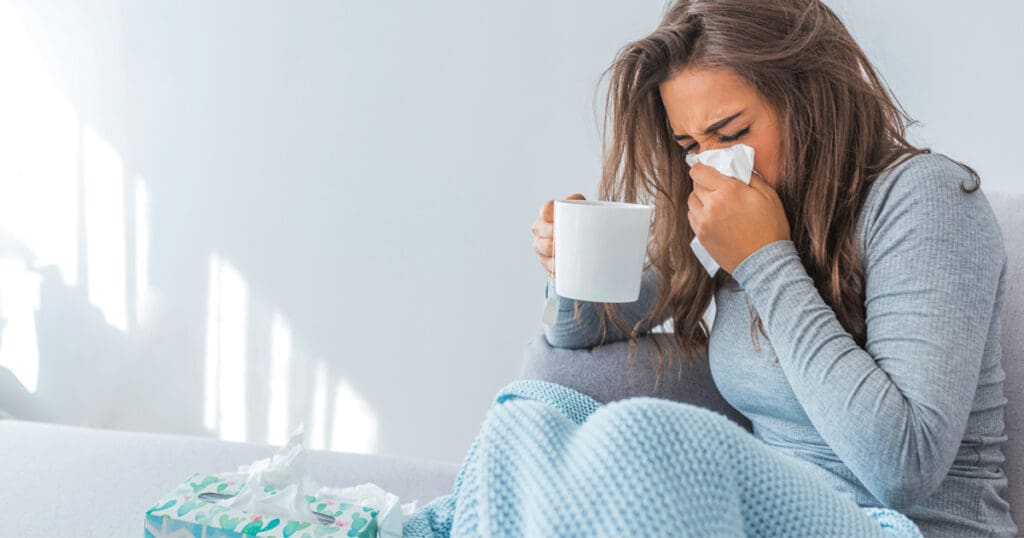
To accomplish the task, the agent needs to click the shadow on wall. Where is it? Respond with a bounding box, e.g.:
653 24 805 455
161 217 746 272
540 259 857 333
0 237 127 425
0 2 379 453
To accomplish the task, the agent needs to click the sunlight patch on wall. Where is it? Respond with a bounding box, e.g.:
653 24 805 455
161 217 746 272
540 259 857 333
266 311 292 446
0 2 79 286
0 258 42 393
0 4 83 396
82 126 127 332
134 175 151 326
308 358 329 450
330 378 379 454
204 252 250 442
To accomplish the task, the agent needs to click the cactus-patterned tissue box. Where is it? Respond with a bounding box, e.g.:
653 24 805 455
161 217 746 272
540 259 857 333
144 472 385 538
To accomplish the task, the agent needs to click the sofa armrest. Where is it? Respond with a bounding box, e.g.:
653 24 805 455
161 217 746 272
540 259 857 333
518 332 753 433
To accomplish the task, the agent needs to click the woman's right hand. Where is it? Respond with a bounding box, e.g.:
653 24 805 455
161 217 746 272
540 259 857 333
532 193 586 278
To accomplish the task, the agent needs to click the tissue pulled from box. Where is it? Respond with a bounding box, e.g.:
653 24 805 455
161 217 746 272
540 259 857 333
211 426 413 527
684 143 756 276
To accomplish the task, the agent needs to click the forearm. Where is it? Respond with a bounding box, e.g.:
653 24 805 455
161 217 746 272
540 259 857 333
731 236 1001 509
542 267 667 349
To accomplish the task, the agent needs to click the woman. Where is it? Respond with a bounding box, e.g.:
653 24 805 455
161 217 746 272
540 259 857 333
530 0 1016 536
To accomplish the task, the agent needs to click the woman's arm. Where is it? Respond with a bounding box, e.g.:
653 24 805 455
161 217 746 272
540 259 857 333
730 154 1005 510
543 265 670 349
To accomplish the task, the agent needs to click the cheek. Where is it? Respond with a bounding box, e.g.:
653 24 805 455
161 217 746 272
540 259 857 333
750 136 781 184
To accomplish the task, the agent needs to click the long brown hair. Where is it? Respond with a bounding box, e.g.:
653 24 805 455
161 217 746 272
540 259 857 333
575 0 979 389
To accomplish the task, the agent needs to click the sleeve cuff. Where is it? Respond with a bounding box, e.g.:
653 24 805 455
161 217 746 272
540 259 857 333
545 277 577 312
730 239 800 289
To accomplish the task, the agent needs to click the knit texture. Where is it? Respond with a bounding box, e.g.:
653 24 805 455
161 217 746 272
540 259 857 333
542 152 1018 536
403 379 921 537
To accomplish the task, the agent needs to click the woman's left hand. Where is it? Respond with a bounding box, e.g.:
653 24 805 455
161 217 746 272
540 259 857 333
687 163 791 274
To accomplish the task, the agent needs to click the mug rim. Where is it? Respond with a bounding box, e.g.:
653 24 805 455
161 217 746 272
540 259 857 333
554 199 652 210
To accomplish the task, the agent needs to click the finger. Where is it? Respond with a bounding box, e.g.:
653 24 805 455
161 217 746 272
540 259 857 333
691 180 713 195
687 190 703 212
689 162 732 191
687 192 702 233
747 171 775 199
542 193 585 223
540 199 554 222
531 220 553 238
543 257 554 275
690 184 710 206
533 237 553 257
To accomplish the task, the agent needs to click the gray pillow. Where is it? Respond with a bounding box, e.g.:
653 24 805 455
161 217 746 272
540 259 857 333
518 332 752 432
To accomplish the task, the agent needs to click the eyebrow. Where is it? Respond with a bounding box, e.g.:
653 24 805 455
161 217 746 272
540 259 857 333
672 111 744 141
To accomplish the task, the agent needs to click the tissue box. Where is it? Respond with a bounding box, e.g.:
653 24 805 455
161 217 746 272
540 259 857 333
144 473 386 538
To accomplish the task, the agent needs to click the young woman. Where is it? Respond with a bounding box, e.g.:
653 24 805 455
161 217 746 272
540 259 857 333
529 0 1016 536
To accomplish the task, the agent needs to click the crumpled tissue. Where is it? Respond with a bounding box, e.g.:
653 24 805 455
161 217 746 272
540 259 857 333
213 426 417 533
685 143 757 276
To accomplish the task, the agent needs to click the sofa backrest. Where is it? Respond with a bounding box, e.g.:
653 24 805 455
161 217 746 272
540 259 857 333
987 191 1022 528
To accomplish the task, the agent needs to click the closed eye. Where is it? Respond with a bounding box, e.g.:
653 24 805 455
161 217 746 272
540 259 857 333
719 126 750 142
679 126 751 154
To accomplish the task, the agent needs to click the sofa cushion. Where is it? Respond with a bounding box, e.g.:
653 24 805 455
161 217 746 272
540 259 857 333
0 420 459 537
988 191 1023 528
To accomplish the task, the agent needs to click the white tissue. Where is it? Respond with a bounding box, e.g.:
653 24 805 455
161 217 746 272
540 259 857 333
212 427 319 524
212 425 414 537
684 143 756 276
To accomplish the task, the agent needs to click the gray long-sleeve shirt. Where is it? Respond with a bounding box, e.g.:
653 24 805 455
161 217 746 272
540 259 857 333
542 153 1017 537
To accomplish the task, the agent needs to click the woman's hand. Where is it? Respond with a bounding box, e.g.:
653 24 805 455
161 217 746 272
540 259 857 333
687 163 790 274
532 193 587 277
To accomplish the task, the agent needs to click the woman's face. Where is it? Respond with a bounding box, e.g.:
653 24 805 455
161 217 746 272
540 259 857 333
658 66 782 187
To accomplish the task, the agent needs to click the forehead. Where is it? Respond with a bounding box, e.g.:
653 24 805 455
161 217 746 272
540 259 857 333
659 67 759 133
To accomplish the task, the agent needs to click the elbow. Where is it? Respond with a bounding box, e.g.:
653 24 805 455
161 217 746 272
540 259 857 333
870 468 944 511
872 484 921 511
542 329 594 350
541 320 587 349
867 403 961 510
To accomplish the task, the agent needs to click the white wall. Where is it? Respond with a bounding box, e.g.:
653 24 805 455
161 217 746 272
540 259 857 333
828 0 1023 196
0 0 1019 464
0 0 669 463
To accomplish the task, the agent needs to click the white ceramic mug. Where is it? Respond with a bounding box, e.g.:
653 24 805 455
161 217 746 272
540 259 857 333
553 200 654 303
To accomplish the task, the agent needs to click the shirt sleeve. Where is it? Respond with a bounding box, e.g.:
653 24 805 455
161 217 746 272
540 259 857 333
542 265 670 349
729 154 1007 510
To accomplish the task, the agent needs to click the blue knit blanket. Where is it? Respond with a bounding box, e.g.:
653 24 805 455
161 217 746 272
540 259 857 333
403 380 922 537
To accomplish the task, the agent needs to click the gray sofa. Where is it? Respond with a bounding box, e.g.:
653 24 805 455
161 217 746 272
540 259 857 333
0 420 462 536
1 194 1018 536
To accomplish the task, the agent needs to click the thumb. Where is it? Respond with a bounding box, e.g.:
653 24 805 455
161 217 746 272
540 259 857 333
565 193 586 200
